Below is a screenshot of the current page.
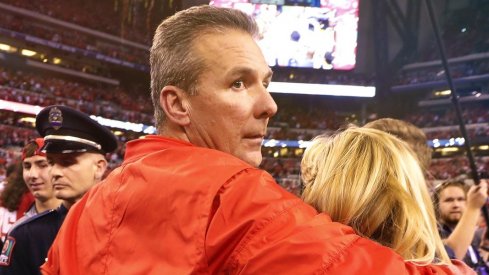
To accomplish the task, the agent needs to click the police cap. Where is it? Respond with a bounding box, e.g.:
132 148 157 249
35 105 118 154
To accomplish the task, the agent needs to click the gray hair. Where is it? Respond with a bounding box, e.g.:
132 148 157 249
150 5 259 132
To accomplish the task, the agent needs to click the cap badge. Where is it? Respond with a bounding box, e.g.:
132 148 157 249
48 107 63 130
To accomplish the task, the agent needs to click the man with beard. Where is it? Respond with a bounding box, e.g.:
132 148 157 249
434 180 489 272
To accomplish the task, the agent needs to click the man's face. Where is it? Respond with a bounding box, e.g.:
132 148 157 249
23 155 55 201
48 153 100 204
184 29 277 167
438 186 466 225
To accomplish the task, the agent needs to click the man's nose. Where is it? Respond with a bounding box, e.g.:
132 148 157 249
452 201 462 208
50 165 62 180
256 87 278 119
28 166 40 179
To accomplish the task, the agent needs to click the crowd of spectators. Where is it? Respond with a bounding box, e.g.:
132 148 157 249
265 125 489 142
0 0 379 86
425 127 489 141
395 59 489 86
0 66 376 137
271 68 375 86
2 100 489 192
269 105 349 131
429 157 489 180
260 157 302 196
2 62 489 190
2 0 488 90
2 64 488 143
0 119 35 149
405 105 489 128
269 95 365 131
4 106 487 190
0 13 149 67
0 0 153 45
267 101 489 141
0 66 154 124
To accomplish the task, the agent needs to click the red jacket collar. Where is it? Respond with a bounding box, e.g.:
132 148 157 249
124 135 194 162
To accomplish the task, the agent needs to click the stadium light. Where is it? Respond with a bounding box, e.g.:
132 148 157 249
0 99 43 114
21 49 37 57
268 82 375 97
0 43 12 52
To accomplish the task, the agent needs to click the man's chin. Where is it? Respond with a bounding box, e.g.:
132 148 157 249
240 152 262 167
54 191 69 201
32 192 44 199
444 217 461 226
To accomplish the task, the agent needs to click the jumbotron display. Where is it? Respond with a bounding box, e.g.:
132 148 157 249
210 0 359 70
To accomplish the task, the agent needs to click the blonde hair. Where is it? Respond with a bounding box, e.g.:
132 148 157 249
364 118 432 171
301 127 450 264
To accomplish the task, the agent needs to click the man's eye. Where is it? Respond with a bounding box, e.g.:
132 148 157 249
232 80 244 89
263 81 270 89
60 159 76 167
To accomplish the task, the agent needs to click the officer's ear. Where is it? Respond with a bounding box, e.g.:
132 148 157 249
93 156 108 181
160 85 191 126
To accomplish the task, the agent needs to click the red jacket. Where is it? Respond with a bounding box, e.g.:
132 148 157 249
42 136 472 274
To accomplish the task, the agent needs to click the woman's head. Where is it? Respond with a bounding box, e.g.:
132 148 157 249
301 126 448 264
364 118 432 171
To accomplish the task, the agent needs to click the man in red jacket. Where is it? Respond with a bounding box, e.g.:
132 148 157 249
42 5 471 274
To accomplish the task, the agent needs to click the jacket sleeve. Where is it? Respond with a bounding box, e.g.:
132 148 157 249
40 238 59 275
0 229 36 275
205 169 475 274
41 194 90 275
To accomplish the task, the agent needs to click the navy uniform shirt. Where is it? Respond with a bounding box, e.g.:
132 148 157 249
439 223 489 273
0 205 67 275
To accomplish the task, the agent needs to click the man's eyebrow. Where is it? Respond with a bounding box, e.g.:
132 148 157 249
226 66 274 79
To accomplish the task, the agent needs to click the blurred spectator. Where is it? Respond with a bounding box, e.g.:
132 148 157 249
433 179 489 273
0 162 34 243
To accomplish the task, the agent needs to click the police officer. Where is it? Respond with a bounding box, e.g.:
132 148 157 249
0 105 118 275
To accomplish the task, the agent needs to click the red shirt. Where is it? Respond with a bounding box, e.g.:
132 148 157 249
42 136 473 274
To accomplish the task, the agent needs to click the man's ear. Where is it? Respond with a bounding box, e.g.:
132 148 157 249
94 157 108 181
159 85 191 126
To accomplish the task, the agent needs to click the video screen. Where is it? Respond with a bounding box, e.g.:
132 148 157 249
210 0 359 70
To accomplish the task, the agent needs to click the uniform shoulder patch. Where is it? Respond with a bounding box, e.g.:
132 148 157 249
0 236 16 266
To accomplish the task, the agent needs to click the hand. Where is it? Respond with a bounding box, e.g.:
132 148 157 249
467 180 488 210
